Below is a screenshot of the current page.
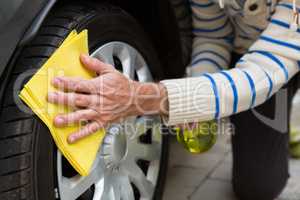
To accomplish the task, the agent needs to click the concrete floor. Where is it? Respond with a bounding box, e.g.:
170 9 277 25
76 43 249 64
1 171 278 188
162 135 300 200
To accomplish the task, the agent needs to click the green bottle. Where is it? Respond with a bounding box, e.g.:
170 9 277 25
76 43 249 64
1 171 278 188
175 121 218 154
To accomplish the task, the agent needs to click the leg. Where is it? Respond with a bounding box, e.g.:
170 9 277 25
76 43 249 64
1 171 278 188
230 78 297 200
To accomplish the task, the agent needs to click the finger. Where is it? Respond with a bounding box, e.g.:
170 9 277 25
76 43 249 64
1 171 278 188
48 91 99 108
80 54 114 75
68 121 104 143
54 109 99 127
52 76 96 93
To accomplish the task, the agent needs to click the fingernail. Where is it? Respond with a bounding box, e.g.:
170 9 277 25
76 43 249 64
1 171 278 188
52 77 62 85
81 54 89 62
55 116 64 125
47 92 57 101
68 135 76 144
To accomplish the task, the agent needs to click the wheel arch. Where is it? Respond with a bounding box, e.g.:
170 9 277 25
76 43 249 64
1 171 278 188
0 0 185 106
21 0 184 79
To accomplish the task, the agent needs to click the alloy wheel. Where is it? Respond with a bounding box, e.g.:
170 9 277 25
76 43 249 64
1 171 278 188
57 42 163 200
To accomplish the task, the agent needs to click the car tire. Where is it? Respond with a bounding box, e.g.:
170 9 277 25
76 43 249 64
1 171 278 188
0 2 168 200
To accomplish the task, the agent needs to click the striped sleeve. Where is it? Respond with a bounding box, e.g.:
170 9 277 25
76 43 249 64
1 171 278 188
161 2 300 125
188 0 233 76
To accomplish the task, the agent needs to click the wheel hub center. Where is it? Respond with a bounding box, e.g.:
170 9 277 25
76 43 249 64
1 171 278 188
101 125 128 170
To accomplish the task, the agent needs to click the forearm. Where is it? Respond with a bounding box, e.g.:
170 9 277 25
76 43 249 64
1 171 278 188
159 2 300 126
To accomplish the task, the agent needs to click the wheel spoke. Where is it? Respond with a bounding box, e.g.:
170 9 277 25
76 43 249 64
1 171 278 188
127 116 160 140
151 121 163 143
146 160 160 184
98 172 120 200
127 116 161 161
92 43 115 66
100 189 113 200
100 180 114 200
93 179 104 200
125 162 154 199
57 152 104 200
131 142 161 161
111 181 121 200
119 176 135 200
59 173 102 199
99 173 124 200
136 61 153 82
119 46 136 79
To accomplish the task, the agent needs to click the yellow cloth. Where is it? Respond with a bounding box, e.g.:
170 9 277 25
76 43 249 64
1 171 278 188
19 30 105 176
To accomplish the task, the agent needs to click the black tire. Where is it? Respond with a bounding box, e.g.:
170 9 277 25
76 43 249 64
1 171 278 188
0 2 168 200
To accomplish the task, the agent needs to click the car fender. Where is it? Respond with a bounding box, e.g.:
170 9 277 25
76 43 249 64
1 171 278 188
0 0 56 79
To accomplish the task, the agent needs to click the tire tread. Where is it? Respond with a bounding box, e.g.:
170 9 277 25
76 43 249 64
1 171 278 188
0 3 96 199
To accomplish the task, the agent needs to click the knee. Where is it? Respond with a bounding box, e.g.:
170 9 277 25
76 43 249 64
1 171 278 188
232 169 289 200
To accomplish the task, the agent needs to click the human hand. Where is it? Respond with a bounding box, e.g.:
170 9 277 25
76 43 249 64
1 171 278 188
47 54 168 143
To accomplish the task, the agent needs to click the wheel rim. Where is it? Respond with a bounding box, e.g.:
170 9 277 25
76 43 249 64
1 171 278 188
57 42 163 200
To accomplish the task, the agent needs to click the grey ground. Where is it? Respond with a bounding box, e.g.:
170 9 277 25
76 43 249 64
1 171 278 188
162 134 300 200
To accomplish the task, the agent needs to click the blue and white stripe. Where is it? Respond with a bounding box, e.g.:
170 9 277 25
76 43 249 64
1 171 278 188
161 0 300 125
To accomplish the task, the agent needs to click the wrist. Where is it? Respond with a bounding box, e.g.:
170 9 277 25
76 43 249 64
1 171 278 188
132 82 169 116
157 83 169 116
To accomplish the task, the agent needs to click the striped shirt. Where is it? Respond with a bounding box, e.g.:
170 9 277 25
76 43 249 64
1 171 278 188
161 0 300 125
